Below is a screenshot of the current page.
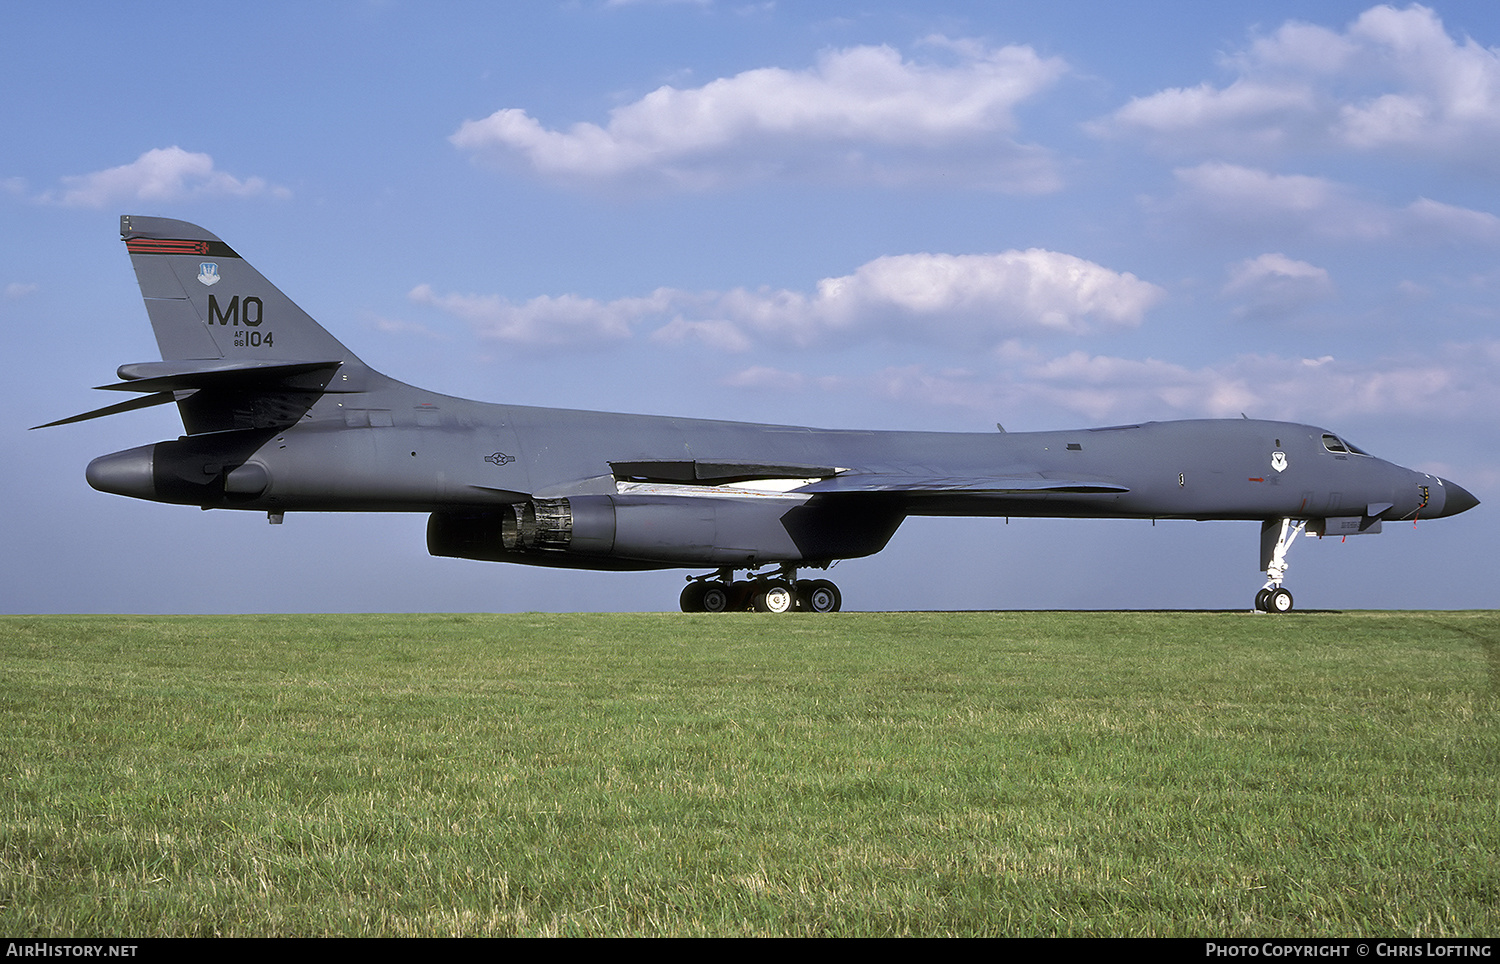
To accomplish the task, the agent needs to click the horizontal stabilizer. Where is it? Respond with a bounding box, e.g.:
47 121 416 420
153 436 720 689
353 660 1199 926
36 359 347 431
101 359 344 394
795 474 1130 496
31 392 177 430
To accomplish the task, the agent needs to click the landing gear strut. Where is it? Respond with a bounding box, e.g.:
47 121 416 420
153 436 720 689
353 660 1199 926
679 565 842 614
1255 518 1305 613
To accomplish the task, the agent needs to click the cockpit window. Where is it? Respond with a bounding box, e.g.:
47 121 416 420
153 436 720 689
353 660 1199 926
1322 434 1371 456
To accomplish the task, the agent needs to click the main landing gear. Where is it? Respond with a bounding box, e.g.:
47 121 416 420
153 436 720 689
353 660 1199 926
1255 518 1305 613
679 566 842 614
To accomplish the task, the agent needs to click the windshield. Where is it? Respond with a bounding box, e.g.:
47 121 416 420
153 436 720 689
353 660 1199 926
1322 433 1371 457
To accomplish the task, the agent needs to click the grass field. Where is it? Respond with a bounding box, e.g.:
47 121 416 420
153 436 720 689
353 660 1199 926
1 610 1496 937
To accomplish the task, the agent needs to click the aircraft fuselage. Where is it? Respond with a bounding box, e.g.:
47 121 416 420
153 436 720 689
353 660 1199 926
87 380 1458 524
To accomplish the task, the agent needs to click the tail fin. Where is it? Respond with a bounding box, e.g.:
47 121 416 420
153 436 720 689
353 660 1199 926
121 215 364 366
111 216 379 434
36 217 378 434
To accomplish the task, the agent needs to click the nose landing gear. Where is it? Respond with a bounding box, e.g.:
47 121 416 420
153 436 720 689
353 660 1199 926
1255 518 1305 613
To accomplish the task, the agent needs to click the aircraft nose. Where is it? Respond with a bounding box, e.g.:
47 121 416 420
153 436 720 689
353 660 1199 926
1436 478 1480 517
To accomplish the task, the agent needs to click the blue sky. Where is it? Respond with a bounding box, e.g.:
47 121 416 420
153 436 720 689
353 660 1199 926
4 1 1496 613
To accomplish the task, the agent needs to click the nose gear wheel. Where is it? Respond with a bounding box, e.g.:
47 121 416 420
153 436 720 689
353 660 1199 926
1255 519 1305 613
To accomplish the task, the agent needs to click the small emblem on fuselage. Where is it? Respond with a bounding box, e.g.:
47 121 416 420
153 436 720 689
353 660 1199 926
197 262 220 286
485 452 515 466
1270 451 1289 473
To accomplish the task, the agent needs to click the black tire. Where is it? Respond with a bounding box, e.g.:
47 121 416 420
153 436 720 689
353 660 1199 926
700 583 731 613
799 579 841 613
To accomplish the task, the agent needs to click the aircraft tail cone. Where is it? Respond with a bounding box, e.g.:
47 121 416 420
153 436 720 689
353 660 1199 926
87 445 157 500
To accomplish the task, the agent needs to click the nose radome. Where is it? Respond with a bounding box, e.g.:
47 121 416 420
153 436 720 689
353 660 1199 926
1437 478 1480 517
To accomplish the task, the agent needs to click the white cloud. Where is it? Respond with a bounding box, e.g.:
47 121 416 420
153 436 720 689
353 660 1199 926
451 39 1068 190
407 284 669 347
1023 344 1500 423
1222 253 1336 320
1162 162 1500 243
685 250 1164 347
1100 79 1319 155
5 282 38 299
720 341 1500 429
369 315 451 342
722 366 844 395
1099 4 1500 171
1334 4 1500 155
413 250 1164 350
37 147 290 208
651 318 753 353
1224 253 1330 292
1018 352 1260 421
1160 163 1387 241
1402 197 1500 242
799 251 1163 338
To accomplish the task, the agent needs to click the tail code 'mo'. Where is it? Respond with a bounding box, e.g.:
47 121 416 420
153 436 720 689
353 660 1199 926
121 215 364 366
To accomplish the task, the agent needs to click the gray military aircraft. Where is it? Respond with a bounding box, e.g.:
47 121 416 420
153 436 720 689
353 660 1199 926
38 216 1479 613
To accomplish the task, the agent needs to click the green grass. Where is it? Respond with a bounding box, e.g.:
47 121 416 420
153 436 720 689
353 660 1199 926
1 611 1496 936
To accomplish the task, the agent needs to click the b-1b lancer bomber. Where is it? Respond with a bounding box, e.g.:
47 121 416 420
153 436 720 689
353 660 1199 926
39 217 1479 613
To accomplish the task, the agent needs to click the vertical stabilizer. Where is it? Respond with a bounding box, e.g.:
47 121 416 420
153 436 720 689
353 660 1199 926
120 215 365 368
117 216 380 435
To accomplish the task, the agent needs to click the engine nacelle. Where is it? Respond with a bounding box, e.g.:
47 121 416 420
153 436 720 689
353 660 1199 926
427 494 903 570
